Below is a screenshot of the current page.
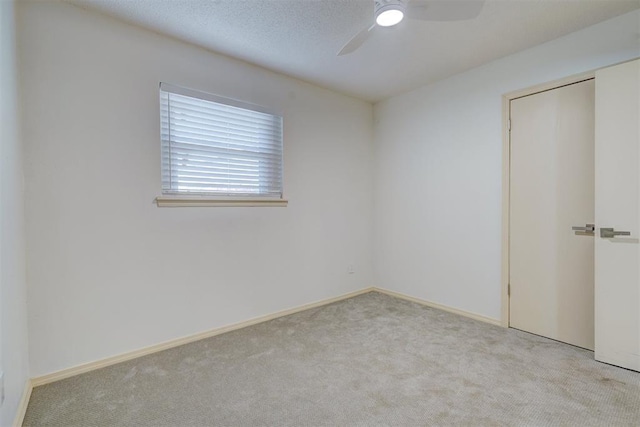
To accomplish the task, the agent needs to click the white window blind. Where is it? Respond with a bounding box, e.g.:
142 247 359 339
160 83 283 198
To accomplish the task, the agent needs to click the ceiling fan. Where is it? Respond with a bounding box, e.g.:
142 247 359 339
338 0 485 56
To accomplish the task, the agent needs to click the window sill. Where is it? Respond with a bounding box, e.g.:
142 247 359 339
155 196 288 208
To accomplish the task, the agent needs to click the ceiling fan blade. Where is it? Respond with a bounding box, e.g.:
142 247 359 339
337 24 376 56
407 0 485 22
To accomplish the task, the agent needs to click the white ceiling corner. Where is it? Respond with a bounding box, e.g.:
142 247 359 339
65 0 640 103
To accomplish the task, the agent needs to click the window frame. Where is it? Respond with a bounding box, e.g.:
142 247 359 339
156 83 287 207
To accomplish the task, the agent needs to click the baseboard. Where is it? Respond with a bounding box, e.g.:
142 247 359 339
12 379 33 427
31 287 375 387
373 287 502 326
30 286 500 390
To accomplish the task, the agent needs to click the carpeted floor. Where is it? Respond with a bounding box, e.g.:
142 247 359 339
23 291 640 426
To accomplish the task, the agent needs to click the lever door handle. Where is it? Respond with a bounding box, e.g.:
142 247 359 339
600 227 631 238
572 224 595 236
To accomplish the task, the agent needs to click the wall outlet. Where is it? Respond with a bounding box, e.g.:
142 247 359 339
347 264 355 274
0 371 4 407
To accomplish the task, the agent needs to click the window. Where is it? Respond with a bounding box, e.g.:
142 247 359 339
158 83 284 206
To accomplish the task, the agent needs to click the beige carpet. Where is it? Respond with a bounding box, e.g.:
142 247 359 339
23 291 640 426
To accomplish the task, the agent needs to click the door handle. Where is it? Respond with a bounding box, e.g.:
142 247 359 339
600 227 631 238
572 224 595 236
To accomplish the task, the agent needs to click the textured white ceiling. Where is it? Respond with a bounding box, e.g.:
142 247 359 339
66 0 640 102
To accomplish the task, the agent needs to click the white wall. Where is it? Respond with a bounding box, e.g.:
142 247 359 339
373 10 640 321
0 0 30 424
20 1 374 377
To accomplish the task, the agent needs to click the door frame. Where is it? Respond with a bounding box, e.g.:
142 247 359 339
500 71 596 327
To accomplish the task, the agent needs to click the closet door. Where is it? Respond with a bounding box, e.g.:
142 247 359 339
509 79 595 350
594 59 639 371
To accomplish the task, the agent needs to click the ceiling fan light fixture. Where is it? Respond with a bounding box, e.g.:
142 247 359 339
338 0 486 56
375 1 405 27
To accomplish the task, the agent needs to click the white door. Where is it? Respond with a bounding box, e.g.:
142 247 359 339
594 59 640 371
510 79 595 350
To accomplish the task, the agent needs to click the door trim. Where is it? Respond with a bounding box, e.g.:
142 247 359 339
500 71 595 327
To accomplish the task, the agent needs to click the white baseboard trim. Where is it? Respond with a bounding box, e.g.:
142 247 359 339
12 379 33 427
373 287 502 326
29 286 500 391
30 287 375 387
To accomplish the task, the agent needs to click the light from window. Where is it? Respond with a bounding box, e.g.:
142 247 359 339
160 83 283 198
